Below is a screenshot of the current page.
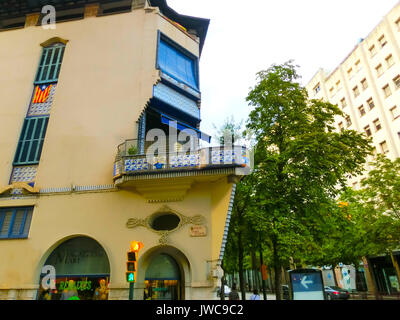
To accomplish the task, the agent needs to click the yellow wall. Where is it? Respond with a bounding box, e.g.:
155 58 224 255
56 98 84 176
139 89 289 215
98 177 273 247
0 6 236 300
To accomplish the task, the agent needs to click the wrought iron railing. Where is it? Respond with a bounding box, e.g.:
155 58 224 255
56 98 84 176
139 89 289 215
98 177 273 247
113 139 250 178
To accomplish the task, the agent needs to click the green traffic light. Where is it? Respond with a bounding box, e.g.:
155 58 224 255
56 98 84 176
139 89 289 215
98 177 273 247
127 272 135 282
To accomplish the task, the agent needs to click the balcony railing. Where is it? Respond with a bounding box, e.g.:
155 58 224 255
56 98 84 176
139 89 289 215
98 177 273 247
113 139 250 179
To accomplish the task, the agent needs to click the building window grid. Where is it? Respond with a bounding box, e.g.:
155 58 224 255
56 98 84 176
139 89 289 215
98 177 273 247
378 35 387 48
367 98 375 110
380 141 389 154
390 106 399 120
345 115 352 128
393 75 400 89
358 105 366 117
353 86 360 98
340 98 347 108
364 125 372 137
361 78 368 90
369 45 377 57
386 54 395 68
373 118 382 132
0 207 33 239
376 64 384 77
383 84 392 98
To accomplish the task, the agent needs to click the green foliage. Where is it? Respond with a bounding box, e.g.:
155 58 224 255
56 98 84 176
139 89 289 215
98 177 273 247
212 116 244 145
224 61 372 298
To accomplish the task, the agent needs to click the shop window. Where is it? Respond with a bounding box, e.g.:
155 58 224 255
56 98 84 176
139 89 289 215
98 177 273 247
0 207 33 239
145 254 181 300
13 117 49 165
157 33 199 90
38 237 110 300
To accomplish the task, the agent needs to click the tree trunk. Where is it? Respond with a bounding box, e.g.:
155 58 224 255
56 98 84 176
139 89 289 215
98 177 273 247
259 239 267 300
220 260 225 301
237 227 246 300
272 236 282 300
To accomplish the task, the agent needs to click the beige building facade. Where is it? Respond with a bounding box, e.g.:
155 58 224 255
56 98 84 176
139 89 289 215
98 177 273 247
0 0 249 300
306 2 400 295
306 2 400 188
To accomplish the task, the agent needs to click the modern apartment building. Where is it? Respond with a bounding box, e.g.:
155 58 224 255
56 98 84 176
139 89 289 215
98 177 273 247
0 0 249 300
306 2 400 296
306 2 400 189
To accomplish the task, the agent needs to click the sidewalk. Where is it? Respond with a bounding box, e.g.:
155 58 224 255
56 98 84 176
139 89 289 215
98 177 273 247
213 291 276 300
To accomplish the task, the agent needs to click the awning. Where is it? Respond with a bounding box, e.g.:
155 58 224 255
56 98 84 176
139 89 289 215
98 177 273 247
161 115 211 143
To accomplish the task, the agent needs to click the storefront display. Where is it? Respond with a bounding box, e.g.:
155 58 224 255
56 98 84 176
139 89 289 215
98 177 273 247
37 237 110 300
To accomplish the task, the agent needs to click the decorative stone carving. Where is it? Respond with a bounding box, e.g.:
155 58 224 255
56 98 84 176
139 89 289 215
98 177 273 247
126 205 206 245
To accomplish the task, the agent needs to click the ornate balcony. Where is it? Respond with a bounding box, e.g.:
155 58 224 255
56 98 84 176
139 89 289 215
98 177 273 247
113 139 250 201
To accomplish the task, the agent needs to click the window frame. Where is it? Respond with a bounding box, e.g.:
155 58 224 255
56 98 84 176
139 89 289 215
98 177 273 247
156 31 200 92
34 43 66 85
361 78 368 90
378 35 387 48
0 207 33 239
358 105 366 117
373 118 382 132
390 106 399 120
385 54 395 68
382 84 392 98
13 116 49 165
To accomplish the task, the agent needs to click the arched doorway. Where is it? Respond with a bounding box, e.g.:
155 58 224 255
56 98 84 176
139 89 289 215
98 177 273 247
144 253 182 300
37 236 110 300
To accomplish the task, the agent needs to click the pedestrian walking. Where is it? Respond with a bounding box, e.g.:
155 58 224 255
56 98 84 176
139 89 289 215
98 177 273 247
250 289 261 300
228 283 240 300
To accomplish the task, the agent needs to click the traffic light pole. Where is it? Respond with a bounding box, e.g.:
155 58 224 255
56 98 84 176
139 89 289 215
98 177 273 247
129 282 134 300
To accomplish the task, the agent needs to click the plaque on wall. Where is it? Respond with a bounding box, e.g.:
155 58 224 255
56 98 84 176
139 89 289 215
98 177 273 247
190 226 207 237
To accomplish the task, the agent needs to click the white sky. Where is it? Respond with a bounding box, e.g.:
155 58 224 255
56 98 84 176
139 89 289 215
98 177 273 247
167 0 399 136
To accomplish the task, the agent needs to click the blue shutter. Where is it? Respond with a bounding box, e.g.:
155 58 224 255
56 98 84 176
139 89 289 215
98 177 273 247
14 117 49 165
158 39 198 90
35 44 65 84
0 208 33 239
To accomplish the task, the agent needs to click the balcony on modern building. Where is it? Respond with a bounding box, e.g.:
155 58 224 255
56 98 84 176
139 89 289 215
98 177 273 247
113 139 250 201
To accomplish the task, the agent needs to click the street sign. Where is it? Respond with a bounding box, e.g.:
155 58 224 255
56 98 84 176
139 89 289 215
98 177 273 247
289 269 325 300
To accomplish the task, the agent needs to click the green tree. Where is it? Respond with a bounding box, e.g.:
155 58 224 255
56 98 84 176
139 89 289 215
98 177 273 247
245 61 372 299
